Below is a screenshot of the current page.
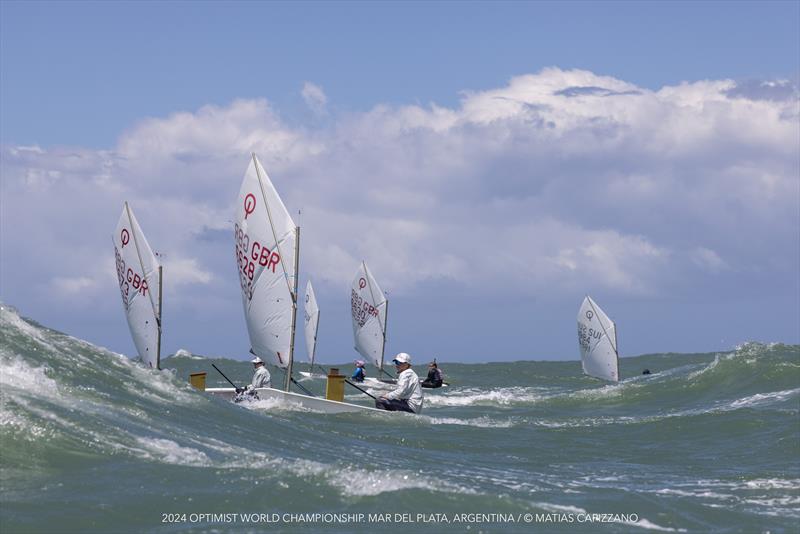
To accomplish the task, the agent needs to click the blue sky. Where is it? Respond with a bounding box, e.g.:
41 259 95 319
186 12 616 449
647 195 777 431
1 1 798 364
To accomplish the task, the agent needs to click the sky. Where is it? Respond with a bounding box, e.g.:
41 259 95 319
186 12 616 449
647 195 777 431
1 1 798 364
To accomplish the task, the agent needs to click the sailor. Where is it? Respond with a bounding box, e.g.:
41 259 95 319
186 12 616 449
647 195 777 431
421 361 443 388
375 353 423 414
236 356 271 397
351 360 366 382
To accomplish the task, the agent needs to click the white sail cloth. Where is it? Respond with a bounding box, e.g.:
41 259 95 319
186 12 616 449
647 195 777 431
235 154 297 368
351 261 388 369
303 280 320 365
577 296 619 382
113 202 161 369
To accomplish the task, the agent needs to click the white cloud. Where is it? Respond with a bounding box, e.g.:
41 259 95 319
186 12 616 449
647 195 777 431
1 68 797 320
164 257 213 287
50 276 97 297
301 82 328 116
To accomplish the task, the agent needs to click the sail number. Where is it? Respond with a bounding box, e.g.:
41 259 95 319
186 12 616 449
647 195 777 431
235 223 282 299
114 247 150 308
577 322 603 351
351 289 379 327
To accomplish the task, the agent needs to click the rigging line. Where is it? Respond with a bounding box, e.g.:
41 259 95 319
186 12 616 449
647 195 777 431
290 377 315 397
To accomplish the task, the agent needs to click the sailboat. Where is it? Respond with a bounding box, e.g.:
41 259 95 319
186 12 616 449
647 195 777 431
298 280 326 379
204 154 381 413
113 202 163 370
577 295 620 382
351 261 395 389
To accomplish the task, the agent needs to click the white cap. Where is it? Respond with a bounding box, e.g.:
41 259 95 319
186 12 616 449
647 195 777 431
251 356 263 364
392 352 411 365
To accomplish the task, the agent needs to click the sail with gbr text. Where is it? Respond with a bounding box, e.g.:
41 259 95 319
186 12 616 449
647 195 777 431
577 295 619 382
351 261 388 370
234 154 298 369
113 202 162 370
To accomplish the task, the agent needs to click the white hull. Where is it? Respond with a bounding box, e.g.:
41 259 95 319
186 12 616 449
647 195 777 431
298 371 327 380
205 387 384 414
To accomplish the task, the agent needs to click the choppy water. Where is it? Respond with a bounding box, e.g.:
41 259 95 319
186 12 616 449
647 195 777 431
1 304 798 533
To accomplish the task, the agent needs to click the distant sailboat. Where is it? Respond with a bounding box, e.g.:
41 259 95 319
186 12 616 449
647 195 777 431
351 261 395 387
113 202 162 370
299 280 326 379
577 296 620 382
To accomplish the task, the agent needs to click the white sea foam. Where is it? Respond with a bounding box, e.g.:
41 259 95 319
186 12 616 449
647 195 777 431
728 389 800 409
742 478 800 490
133 437 212 466
532 501 686 531
0 356 59 394
424 415 515 428
171 349 204 360
425 386 548 407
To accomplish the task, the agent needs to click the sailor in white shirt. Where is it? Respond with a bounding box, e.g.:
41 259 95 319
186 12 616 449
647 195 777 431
237 356 271 398
249 356 271 389
375 352 423 414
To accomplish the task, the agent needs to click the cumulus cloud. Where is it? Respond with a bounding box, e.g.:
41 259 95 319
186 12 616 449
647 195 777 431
1 68 797 324
301 82 328 116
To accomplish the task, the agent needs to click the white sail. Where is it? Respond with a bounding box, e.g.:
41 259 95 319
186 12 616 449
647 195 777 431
577 296 619 382
235 154 298 370
303 280 320 366
351 261 388 369
113 202 162 370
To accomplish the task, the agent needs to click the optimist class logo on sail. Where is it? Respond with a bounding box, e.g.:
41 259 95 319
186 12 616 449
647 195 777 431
235 190 282 301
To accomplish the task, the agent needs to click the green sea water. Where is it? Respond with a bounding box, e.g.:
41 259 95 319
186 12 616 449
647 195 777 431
1 304 798 533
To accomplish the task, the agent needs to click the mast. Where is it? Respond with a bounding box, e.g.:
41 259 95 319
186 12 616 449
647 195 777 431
156 265 163 370
285 226 299 392
380 298 389 377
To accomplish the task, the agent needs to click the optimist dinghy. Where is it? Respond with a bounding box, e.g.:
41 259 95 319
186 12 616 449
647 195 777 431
196 154 380 414
577 295 620 382
113 202 163 370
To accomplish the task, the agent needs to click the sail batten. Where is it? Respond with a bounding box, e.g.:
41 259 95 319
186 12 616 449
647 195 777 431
577 295 619 382
113 202 162 369
351 261 388 369
235 155 297 369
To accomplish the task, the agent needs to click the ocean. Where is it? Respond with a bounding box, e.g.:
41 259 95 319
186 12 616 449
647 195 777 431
1 304 798 533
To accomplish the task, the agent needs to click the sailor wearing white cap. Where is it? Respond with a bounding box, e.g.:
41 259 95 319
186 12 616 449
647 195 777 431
375 352 423 414
248 356 271 390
